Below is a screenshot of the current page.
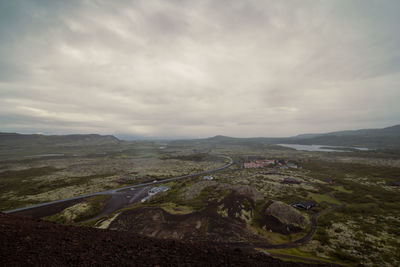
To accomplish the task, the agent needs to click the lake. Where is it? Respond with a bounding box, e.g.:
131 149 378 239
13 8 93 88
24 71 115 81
277 144 369 152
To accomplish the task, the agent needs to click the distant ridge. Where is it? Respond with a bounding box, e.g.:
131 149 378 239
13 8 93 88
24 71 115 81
0 132 120 147
287 124 400 148
2 124 399 149
0 133 122 160
294 124 400 138
170 124 400 148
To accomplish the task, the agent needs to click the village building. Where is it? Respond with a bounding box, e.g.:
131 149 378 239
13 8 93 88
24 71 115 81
148 186 170 195
141 186 170 202
244 159 276 168
203 175 214 181
276 165 288 170
244 162 263 168
287 162 298 169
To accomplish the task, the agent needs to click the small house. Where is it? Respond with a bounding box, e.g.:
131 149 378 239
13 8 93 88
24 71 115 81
203 175 214 181
287 162 298 169
277 165 288 170
148 186 170 196
244 162 264 168
142 186 170 202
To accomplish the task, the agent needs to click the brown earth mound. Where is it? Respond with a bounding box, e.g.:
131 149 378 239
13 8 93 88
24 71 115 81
109 191 304 243
184 181 263 201
0 213 328 266
109 194 262 243
265 201 309 228
256 201 309 235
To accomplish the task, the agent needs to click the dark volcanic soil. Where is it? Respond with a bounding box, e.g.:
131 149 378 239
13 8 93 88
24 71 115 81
109 192 265 243
109 205 262 243
0 213 329 266
109 191 304 243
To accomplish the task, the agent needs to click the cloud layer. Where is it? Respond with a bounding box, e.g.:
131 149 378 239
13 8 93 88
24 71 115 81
1 0 399 138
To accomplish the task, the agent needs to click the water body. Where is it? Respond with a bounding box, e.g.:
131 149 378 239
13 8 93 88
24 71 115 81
24 154 65 158
278 144 369 152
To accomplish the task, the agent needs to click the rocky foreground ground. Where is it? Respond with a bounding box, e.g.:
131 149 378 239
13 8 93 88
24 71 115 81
0 213 331 266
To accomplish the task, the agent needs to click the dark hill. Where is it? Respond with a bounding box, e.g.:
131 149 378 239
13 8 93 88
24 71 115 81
0 132 120 147
0 133 122 160
0 213 329 266
288 124 400 148
169 125 400 148
294 124 400 138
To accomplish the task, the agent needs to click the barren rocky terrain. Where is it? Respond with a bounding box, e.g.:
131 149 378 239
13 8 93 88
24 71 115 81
1 136 399 266
1 213 332 266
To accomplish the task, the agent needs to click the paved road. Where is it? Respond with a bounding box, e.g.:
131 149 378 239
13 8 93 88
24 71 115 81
81 186 150 223
4 155 233 214
4 155 347 265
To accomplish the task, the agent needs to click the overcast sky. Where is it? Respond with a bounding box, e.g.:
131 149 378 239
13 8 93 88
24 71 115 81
0 0 399 138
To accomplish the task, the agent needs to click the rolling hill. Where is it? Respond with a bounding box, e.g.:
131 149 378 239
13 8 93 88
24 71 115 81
168 125 400 149
0 133 121 160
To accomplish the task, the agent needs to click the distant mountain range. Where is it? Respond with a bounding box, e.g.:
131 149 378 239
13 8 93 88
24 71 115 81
0 133 121 160
1 124 399 150
294 124 400 138
286 125 400 148
0 133 120 147
170 125 400 149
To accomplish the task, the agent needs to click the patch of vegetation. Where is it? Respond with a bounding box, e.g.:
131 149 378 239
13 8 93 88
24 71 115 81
331 185 352 193
314 227 330 245
303 160 400 185
74 195 110 222
0 166 60 208
265 248 339 265
148 180 218 210
160 153 218 162
0 166 59 183
308 193 341 205
0 199 42 211
43 195 110 224
0 167 114 207
329 249 360 265
187 186 219 210
160 203 193 214
251 199 269 228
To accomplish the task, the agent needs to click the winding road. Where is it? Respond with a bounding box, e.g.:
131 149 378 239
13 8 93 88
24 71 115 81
4 155 346 265
3 155 234 215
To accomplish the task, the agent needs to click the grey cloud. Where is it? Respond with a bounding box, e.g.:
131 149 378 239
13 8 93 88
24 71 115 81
0 0 399 138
